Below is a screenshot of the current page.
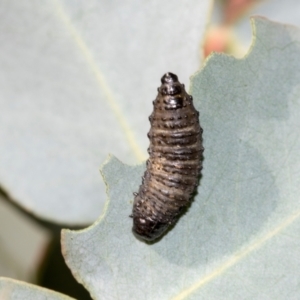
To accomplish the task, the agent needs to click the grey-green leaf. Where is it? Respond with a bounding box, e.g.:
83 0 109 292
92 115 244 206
234 0 300 54
0 0 211 225
0 278 75 300
61 17 300 299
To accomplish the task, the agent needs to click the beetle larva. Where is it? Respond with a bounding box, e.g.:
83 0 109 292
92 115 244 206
132 72 203 241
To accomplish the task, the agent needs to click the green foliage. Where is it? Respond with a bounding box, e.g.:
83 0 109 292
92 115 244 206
61 17 300 299
0 278 75 300
2 16 300 300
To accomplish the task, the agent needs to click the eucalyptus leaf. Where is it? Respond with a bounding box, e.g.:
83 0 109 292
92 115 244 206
61 17 300 299
0 0 211 224
235 0 300 56
0 278 75 300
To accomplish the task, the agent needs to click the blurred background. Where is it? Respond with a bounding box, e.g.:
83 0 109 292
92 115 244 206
1 0 300 298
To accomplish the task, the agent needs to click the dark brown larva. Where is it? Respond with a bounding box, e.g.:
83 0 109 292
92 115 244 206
132 72 203 241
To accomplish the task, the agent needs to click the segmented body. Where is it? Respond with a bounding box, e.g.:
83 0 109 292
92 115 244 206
132 72 203 241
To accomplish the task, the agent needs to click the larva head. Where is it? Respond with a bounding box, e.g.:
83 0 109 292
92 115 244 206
133 215 168 241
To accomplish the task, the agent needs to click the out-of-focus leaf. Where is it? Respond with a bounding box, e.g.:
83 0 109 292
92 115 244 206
0 195 51 281
0 0 212 224
234 0 300 56
61 17 300 299
0 277 75 300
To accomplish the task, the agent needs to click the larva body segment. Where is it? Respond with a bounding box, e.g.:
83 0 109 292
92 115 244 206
132 72 203 241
